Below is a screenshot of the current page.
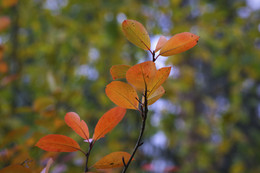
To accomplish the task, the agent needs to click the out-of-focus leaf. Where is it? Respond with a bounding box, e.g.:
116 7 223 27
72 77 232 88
126 61 156 91
0 45 4 60
33 97 55 116
0 74 19 87
92 152 132 169
147 67 171 96
93 107 126 141
0 17 10 31
1 0 18 8
160 32 199 56
122 19 151 50
0 165 32 173
65 112 89 140
105 81 139 110
1 126 29 147
40 158 54 173
110 65 131 80
35 134 81 152
0 61 8 73
155 36 168 52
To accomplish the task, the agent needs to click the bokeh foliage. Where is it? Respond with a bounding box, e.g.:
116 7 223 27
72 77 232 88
0 0 260 172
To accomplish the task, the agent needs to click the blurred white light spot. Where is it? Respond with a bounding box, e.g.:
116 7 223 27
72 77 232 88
151 131 168 148
247 0 260 11
237 7 251 18
88 48 100 62
117 13 126 23
76 65 99 80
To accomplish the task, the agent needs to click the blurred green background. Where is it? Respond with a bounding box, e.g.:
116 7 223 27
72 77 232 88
0 0 260 172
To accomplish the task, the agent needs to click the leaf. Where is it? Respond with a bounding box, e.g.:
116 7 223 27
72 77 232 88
35 134 81 152
0 17 10 32
105 81 139 110
1 0 19 8
159 32 199 56
0 45 4 60
122 19 151 50
93 107 126 141
126 61 157 91
0 61 8 73
147 86 165 105
93 152 132 169
147 67 171 97
110 65 131 80
0 165 32 173
65 112 89 140
155 36 168 52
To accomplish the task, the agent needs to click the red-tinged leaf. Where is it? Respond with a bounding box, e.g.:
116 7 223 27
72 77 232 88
0 45 4 60
164 166 180 172
93 152 132 169
126 61 157 91
147 86 165 105
0 165 32 173
35 134 81 152
147 67 171 96
0 17 10 32
105 81 139 110
93 107 126 141
65 112 89 140
110 65 131 80
159 32 199 56
155 36 168 52
0 74 19 87
122 19 151 50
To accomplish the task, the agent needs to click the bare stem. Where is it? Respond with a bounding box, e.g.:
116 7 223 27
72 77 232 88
122 87 148 173
85 141 94 172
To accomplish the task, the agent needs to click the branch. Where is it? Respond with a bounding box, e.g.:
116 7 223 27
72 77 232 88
84 141 94 172
122 86 148 173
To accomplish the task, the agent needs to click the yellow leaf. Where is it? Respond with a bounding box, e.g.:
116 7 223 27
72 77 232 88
110 65 131 80
105 81 139 110
147 67 171 97
93 152 132 169
122 19 151 50
147 86 165 105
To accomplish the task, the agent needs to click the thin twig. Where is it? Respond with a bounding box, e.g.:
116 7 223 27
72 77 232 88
122 86 148 173
85 141 94 172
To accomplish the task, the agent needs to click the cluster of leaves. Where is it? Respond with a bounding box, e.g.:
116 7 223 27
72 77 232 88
31 19 199 172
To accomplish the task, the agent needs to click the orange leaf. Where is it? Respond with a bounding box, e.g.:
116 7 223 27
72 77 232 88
0 61 8 73
147 67 171 97
147 86 165 105
0 17 10 32
35 134 81 152
122 19 151 50
126 61 157 91
1 0 18 8
105 81 139 110
155 36 168 52
110 65 131 80
65 112 89 140
93 107 126 141
93 152 132 169
0 165 32 173
159 32 199 56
